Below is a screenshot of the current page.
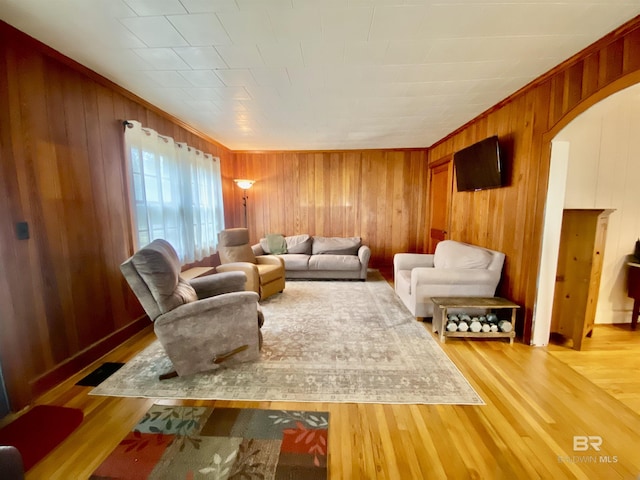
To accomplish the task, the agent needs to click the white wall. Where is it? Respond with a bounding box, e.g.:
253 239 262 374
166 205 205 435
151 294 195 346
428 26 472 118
532 142 570 346
554 83 640 325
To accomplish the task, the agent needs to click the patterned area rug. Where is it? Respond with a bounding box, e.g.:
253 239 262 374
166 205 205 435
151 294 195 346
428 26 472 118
90 405 328 479
91 271 483 404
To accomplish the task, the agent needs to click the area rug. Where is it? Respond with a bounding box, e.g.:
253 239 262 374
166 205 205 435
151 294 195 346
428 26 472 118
0 405 83 471
91 271 483 404
90 405 328 479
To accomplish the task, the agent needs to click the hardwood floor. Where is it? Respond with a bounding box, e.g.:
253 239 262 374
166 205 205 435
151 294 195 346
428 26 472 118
5 299 640 479
547 324 640 416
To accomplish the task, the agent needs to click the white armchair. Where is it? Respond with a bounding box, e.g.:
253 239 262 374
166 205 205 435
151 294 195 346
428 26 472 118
394 240 505 318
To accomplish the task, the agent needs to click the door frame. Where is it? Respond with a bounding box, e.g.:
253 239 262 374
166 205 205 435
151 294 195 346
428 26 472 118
427 156 453 253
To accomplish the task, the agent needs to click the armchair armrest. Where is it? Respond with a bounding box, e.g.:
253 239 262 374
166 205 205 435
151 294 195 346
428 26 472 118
256 255 285 268
188 271 247 299
394 253 434 278
216 263 260 295
358 245 371 279
154 291 260 327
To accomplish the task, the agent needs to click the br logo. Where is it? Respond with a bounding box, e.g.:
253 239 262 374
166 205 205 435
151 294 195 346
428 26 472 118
573 435 602 451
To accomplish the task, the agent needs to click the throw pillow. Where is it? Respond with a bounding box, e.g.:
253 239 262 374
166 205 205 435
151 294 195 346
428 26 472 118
266 233 288 255
312 237 361 255
285 234 313 254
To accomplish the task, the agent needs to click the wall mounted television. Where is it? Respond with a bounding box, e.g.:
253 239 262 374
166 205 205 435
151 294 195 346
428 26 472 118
453 135 505 192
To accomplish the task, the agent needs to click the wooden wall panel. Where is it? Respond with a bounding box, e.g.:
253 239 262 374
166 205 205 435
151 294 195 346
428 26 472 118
427 16 640 342
227 150 429 266
0 22 234 409
3 13 640 408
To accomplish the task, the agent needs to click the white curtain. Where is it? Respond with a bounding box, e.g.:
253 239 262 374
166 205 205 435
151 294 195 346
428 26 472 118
123 120 225 264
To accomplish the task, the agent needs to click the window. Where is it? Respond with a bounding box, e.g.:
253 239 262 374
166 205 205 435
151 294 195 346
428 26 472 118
123 120 225 264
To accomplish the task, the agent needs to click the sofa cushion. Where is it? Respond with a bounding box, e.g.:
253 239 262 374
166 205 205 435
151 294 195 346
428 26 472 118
285 234 313 254
309 255 361 271
312 236 361 255
280 254 311 271
433 240 492 269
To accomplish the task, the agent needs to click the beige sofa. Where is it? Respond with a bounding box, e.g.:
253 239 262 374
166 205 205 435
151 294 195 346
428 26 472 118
252 234 371 280
394 240 505 318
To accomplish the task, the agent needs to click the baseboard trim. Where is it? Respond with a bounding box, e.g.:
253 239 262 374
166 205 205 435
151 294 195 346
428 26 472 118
29 317 150 399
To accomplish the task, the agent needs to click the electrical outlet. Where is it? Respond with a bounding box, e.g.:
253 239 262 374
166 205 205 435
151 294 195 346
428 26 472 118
16 222 29 240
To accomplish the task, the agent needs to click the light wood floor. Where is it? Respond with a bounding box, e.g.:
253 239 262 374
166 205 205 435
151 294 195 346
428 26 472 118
547 324 640 416
7 311 640 479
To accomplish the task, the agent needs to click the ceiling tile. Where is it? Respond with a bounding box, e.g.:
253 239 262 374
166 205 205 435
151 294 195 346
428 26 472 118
145 87 193 101
82 0 137 18
132 48 191 69
368 6 430 41
123 0 187 16
119 16 188 47
217 10 277 44
321 7 373 41
180 0 239 13
286 66 327 88
384 40 432 65
179 70 226 87
143 70 191 87
268 7 322 42
173 46 228 69
167 13 232 46
250 67 290 87
344 41 389 65
236 0 294 10
215 45 265 69
258 43 304 67
301 42 345 66
214 69 257 87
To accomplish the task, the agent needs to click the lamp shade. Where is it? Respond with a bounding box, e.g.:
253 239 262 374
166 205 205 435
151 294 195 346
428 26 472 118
234 179 255 190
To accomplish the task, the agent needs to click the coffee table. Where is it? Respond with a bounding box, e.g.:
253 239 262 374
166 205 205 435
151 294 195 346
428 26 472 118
431 296 520 344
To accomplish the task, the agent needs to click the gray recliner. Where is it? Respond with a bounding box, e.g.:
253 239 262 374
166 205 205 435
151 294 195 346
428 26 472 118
120 239 263 378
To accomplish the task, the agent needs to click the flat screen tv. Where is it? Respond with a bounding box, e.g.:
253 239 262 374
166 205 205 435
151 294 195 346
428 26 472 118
453 136 505 192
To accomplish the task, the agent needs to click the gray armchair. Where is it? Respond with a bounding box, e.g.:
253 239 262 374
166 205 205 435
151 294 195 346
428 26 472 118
120 239 263 378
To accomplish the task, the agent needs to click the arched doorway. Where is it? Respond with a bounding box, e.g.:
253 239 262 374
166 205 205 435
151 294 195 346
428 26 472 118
533 81 640 345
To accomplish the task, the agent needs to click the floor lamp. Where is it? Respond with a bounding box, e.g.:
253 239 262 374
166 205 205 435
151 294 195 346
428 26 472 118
233 179 255 227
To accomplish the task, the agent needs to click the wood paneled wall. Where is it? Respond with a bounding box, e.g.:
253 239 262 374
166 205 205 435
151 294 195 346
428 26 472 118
3 13 640 409
228 150 429 266
0 22 233 409
428 17 640 342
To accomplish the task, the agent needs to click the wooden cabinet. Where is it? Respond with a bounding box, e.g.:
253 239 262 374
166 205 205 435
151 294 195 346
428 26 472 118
551 209 614 350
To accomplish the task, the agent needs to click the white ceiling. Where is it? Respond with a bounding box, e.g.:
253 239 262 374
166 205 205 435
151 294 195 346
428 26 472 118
1 1 639 151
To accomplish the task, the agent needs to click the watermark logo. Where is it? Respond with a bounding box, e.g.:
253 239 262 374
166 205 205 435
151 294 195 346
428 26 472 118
557 436 618 464
573 435 602 452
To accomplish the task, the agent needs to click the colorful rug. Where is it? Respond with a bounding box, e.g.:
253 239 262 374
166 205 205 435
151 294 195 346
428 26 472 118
90 405 328 479
0 405 83 471
91 271 483 404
